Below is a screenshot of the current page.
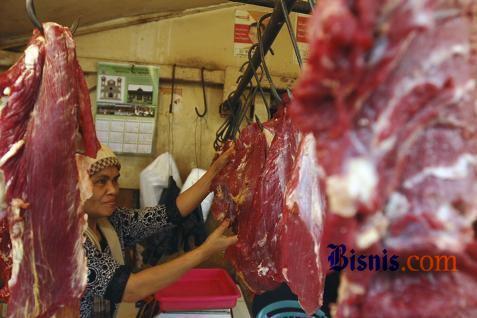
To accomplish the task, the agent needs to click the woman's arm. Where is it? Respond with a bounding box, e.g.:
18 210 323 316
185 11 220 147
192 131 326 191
176 145 235 217
121 220 237 302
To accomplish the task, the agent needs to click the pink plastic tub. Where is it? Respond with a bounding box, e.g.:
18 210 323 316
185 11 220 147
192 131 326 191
155 268 241 311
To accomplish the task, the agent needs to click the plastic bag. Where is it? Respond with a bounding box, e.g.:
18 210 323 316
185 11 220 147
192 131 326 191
181 168 214 221
139 152 182 208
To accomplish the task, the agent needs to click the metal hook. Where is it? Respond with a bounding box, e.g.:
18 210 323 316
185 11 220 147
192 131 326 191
242 86 259 126
169 64 176 114
235 75 244 84
255 114 264 132
280 0 303 68
195 67 208 117
26 0 81 35
286 88 293 100
248 43 271 120
239 61 249 73
26 0 43 34
257 13 282 104
70 17 80 35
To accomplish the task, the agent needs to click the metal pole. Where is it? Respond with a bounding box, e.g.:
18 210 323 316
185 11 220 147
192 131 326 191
229 0 311 14
226 0 298 113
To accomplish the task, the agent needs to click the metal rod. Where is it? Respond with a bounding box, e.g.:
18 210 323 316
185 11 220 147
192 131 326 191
257 13 282 103
247 44 270 120
70 18 80 35
225 0 298 115
26 0 43 33
229 0 311 14
280 0 303 68
169 64 176 113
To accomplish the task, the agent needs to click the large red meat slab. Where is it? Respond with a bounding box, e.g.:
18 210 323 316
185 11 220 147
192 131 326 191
290 0 477 316
0 23 99 317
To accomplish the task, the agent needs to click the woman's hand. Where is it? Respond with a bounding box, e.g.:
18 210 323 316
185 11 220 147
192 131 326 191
124 220 237 302
200 220 238 258
210 144 236 176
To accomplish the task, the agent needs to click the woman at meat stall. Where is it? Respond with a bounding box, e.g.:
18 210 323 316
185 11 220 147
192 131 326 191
79 144 237 318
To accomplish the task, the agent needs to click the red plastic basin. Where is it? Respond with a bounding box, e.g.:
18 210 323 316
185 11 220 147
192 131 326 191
155 268 241 311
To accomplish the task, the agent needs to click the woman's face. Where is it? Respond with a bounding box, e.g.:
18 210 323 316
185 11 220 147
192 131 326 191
83 166 120 219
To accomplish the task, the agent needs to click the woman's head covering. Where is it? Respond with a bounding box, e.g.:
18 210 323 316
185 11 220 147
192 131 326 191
87 144 121 176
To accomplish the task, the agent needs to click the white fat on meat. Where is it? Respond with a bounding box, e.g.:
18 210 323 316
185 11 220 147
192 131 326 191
257 262 269 277
326 158 377 217
24 44 40 70
2 87 11 96
8 199 27 288
0 96 7 114
452 79 476 103
408 0 434 28
356 213 389 250
436 203 473 228
282 268 288 281
337 275 365 305
384 192 410 220
257 234 267 247
403 153 477 188
423 44 469 71
433 232 468 252
0 140 25 168
286 134 323 228
236 155 248 172
285 134 324 278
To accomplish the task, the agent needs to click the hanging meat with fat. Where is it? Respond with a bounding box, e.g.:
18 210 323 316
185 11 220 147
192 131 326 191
290 0 477 316
0 23 99 317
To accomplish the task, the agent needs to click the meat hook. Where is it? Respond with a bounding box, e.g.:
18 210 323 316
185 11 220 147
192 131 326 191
195 67 208 117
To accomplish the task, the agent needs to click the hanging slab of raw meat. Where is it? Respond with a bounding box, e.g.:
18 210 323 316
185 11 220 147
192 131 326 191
211 123 268 289
234 109 300 293
211 123 266 224
211 107 302 292
279 132 327 314
0 23 99 317
290 0 477 317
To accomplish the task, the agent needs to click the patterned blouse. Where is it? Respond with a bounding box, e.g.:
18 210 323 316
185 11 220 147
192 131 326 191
80 204 183 318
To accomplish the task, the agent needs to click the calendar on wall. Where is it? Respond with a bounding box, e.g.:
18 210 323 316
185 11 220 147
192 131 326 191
94 62 159 155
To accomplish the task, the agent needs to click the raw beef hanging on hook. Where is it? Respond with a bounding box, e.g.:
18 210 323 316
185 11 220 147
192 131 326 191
0 22 99 317
290 0 477 316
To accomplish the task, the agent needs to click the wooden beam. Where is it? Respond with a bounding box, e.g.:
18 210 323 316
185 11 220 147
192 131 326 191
78 57 225 85
0 51 224 85
1 52 294 90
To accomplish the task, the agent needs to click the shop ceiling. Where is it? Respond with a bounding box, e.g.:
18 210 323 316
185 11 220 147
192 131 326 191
0 0 232 48
0 0 311 50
